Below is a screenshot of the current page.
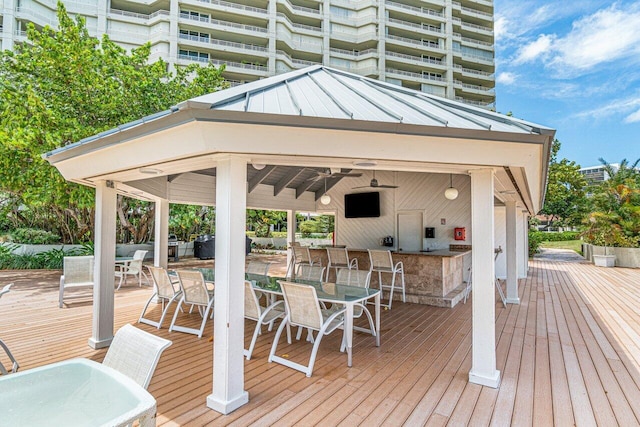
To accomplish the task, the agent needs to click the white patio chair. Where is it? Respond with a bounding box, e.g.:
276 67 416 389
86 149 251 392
244 281 289 360
286 242 321 279
0 284 19 375
297 264 326 283
102 324 172 389
246 260 271 284
138 266 183 329
335 269 376 337
368 249 405 309
169 270 215 338
115 250 150 290
59 256 94 308
325 247 358 282
268 281 346 377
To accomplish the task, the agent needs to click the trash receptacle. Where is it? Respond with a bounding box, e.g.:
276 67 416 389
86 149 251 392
194 234 215 259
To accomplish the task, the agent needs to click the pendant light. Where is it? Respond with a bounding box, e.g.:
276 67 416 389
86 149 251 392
444 174 458 200
320 178 331 205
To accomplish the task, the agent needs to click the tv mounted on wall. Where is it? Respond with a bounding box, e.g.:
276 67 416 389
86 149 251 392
344 192 380 218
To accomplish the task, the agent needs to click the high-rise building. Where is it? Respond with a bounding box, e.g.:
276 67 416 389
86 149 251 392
579 164 619 184
0 0 495 107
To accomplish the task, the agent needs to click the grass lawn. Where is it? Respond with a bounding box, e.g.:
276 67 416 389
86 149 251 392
540 239 583 254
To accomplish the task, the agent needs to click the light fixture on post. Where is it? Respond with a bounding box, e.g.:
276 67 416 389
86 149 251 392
444 174 458 200
320 178 331 205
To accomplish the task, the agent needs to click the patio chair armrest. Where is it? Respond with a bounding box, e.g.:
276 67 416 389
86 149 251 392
394 261 404 272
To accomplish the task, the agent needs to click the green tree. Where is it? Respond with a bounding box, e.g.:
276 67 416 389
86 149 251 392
539 140 589 228
583 158 640 247
246 210 287 237
169 204 215 241
0 3 226 243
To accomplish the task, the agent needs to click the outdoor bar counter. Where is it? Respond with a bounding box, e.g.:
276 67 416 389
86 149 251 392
308 248 471 307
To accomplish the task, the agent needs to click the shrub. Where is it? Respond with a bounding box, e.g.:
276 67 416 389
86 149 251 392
528 231 544 257
532 231 581 242
8 228 60 244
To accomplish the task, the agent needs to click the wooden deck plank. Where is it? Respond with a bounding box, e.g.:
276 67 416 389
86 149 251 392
3 255 640 426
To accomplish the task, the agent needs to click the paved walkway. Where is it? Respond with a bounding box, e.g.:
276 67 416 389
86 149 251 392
535 247 586 262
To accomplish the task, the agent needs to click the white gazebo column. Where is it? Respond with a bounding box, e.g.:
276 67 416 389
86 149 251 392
505 200 519 304
286 210 296 277
468 169 501 388
88 180 117 349
207 156 249 414
154 198 169 269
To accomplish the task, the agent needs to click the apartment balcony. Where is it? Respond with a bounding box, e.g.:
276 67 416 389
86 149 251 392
385 51 445 70
463 0 493 8
275 49 320 69
330 28 378 44
452 47 493 66
385 67 447 85
329 47 378 60
15 6 57 27
453 79 494 95
453 32 493 51
385 34 443 56
179 33 268 59
108 29 150 45
459 4 492 22
187 0 269 19
452 64 493 81
330 0 377 10
108 8 170 24
451 16 492 35
276 29 322 53
329 62 379 77
276 12 322 35
177 54 270 77
179 12 269 40
455 95 494 109
331 14 378 28
386 17 442 36
384 1 444 23
276 0 321 18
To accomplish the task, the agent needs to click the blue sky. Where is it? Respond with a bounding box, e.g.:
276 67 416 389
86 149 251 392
494 0 640 168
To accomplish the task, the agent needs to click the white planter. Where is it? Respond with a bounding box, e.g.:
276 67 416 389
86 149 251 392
593 254 616 267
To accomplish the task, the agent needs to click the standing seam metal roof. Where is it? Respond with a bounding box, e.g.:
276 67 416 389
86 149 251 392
188 65 553 135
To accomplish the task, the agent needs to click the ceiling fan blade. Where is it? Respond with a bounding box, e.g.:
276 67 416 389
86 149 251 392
351 185 372 189
377 184 398 188
337 172 363 178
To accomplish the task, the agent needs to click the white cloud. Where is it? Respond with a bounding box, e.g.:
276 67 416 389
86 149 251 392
496 72 517 85
624 109 640 123
509 3 640 76
572 95 640 120
513 34 555 64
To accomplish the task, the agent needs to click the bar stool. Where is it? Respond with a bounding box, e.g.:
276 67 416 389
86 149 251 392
325 247 358 282
368 249 405 309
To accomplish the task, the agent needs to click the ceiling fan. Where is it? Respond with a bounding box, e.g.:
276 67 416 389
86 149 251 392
352 170 398 189
306 168 362 182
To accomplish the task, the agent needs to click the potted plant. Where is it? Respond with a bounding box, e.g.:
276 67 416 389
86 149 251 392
584 214 617 267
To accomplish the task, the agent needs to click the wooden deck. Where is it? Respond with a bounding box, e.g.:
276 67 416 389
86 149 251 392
2 255 640 426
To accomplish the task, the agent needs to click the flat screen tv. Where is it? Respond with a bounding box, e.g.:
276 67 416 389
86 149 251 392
344 192 380 218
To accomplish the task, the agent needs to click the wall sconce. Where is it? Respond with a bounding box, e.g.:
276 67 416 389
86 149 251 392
320 178 331 205
444 174 458 200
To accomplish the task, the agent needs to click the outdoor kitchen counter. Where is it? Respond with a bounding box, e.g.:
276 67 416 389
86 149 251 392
308 248 471 307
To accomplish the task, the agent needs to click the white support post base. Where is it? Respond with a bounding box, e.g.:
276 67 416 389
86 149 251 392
469 370 501 388
206 392 249 415
88 337 113 349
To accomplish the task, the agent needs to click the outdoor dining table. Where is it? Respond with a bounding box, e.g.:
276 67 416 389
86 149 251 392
0 358 157 427
189 268 381 367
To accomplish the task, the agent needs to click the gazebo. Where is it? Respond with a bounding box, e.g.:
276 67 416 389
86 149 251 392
44 65 555 414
